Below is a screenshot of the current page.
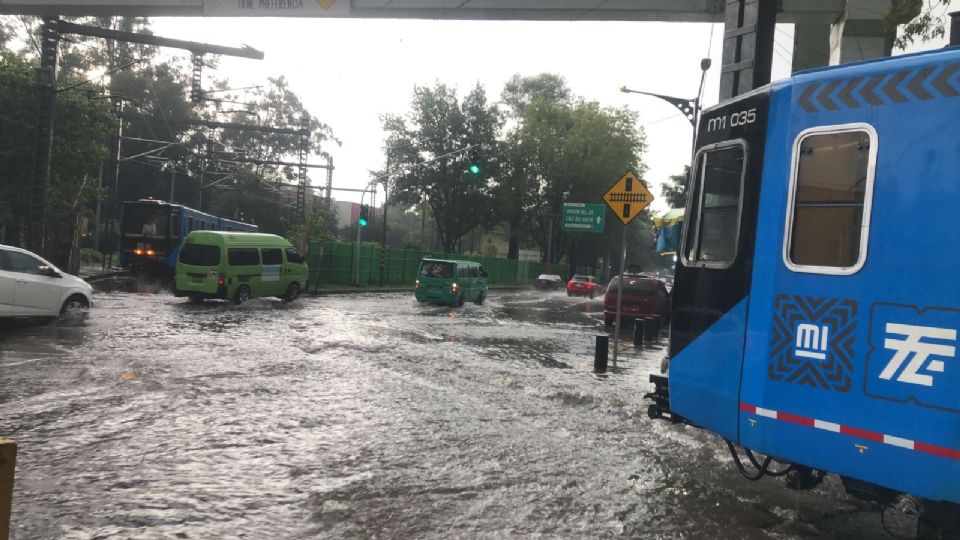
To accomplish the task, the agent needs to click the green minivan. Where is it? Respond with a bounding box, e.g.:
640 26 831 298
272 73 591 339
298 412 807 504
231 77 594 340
174 231 308 304
414 258 487 306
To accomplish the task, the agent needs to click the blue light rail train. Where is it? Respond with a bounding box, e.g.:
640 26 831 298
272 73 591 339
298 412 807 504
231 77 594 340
648 44 960 534
118 199 258 272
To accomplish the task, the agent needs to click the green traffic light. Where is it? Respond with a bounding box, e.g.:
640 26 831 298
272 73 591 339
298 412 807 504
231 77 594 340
358 218 368 228
468 164 480 174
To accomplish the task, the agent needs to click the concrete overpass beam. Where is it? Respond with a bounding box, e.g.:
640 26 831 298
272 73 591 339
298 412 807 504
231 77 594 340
792 23 831 72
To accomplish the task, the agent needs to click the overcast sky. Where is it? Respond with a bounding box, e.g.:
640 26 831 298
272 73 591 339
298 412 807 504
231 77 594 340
148 13 944 212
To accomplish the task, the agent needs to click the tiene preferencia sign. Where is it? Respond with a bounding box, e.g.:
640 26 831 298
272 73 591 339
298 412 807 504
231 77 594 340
203 0 350 16
562 203 605 233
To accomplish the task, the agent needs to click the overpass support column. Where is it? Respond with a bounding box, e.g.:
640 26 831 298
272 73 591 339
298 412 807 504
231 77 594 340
792 24 830 72
830 16 893 65
719 0 776 100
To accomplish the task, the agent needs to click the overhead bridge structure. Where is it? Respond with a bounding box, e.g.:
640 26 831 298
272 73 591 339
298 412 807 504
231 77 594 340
2 1 893 72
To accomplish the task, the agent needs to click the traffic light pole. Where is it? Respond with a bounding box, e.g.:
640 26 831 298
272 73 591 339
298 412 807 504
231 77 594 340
354 185 374 285
379 152 390 286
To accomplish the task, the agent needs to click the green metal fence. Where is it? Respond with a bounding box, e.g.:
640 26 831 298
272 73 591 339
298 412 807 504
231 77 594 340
306 241 597 288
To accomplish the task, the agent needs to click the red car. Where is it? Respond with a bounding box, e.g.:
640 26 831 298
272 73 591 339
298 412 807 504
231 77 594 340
566 274 601 298
603 274 670 326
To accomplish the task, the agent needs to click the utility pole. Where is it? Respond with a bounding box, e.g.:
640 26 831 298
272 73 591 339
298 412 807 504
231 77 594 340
27 17 263 257
27 17 60 255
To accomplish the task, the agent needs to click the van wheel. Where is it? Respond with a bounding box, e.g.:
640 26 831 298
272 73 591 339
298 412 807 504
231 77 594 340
60 295 89 317
604 317 614 328
284 282 301 302
188 295 203 304
474 292 485 305
234 285 251 305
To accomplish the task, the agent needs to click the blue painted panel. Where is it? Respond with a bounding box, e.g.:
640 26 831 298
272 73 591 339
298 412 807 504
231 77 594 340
738 48 960 502
669 298 749 441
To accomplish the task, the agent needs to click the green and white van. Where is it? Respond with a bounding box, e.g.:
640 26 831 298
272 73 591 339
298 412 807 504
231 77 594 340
414 258 487 306
174 231 308 304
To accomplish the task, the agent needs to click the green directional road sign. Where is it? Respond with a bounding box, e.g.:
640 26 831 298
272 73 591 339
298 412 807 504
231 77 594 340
561 203 606 233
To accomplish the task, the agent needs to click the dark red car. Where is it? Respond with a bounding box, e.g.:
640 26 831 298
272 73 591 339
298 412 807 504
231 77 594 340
603 274 670 326
566 274 600 298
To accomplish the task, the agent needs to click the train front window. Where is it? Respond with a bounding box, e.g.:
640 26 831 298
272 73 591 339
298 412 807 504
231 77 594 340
683 141 746 268
786 126 876 274
123 207 168 238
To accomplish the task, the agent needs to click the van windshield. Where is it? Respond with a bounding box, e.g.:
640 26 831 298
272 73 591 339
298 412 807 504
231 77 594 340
180 244 220 266
419 261 454 278
609 277 655 295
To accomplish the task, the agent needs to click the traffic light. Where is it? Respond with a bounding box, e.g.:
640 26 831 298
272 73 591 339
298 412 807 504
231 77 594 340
358 204 369 228
468 163 480 175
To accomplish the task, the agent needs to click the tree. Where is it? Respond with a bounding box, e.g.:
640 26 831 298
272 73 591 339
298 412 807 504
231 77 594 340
886 0 952 50
0 52 115 263
381 82 501 253
514 96 648 269
660 165 690 209
495 73 574 259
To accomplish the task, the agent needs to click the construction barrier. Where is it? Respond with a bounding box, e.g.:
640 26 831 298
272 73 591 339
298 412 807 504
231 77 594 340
306 241 598 288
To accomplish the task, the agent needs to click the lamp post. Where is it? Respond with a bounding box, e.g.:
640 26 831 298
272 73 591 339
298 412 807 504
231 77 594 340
621 57 712 160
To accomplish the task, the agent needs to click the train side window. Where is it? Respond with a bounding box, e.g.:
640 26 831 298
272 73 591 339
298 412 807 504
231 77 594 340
169 213 179 238
187 217 194 231
784 125 877 274
682 140 747 269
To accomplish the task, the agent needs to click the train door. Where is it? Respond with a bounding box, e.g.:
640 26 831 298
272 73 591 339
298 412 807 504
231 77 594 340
667 89 770 440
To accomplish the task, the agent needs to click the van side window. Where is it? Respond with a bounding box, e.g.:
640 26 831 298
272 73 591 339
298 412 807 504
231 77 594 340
187 217 194 231
682 140 746 268
285 248 304 264
228 248 260 266
262 248 282 265
785 126 876 274
471 266 478 278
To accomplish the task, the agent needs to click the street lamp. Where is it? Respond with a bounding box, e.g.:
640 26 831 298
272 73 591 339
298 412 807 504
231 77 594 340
621 57 712 159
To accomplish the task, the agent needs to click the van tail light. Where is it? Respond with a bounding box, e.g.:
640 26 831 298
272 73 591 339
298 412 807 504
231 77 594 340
451 282 458 294
415 279 420 289
134 248 143 256
217 273 225 287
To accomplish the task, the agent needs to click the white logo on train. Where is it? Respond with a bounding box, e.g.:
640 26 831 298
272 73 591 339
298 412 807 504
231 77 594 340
879 323 956 387
794 323 830 361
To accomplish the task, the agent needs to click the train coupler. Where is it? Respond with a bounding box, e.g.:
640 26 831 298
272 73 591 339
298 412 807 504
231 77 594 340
644 374 684 424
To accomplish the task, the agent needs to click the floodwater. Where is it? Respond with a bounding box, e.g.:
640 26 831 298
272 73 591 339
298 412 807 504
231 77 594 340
1 290 896 538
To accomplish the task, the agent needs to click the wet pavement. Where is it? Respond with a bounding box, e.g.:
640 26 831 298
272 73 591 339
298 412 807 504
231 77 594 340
1 290 895 538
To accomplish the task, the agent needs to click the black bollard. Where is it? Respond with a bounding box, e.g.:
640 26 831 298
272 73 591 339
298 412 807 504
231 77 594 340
633 318 645 347
594 335 609 372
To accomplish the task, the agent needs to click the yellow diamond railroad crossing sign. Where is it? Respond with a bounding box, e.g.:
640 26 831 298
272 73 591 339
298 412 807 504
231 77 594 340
603 170 654 225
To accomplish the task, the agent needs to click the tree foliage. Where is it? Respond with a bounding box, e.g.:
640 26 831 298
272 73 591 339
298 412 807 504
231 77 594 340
886 0 952 50
381 83 501 253
661 165 690 210
0 15 339 263
0 52 115 262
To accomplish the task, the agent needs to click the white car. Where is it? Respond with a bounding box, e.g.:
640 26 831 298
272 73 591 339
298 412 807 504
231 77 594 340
0 244 93 318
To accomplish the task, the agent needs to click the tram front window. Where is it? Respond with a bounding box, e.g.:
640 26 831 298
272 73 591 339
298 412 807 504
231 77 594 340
683 142 746 267
123 207 169 238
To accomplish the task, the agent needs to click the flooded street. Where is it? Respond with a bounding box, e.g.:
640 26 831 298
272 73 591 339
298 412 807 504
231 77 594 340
1 290 891 539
